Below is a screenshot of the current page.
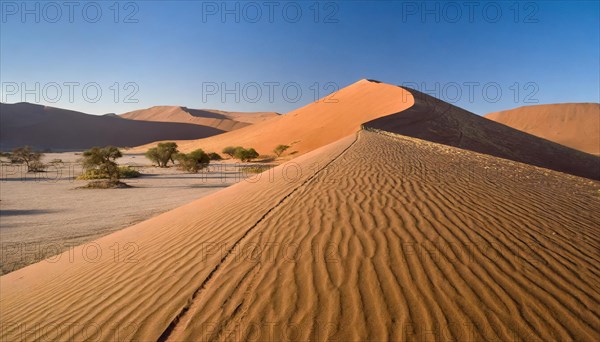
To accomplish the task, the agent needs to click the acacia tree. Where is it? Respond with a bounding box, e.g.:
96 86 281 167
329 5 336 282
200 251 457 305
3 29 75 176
145 142 178 167
82 146 122 181
273 144 290 157
11 146 44 172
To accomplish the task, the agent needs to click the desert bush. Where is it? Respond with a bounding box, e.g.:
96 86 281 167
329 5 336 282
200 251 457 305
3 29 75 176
145 142 179 167
81 146 122 181
77 166 140 180
208 152 222 161
175 149 210 173
50 159 63 164
233 148 259 162
11 146 44 172
273 144 290 157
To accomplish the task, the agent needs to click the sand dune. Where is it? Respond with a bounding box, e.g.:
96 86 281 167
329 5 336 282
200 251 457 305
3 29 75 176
1 130 598 341
121 106 279 132
0 103 224 151
486 103 600 155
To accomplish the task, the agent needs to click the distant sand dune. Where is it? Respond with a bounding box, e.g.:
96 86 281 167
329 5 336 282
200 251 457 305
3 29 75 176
486 103 600 156
0 103 224 151
121 106 279 132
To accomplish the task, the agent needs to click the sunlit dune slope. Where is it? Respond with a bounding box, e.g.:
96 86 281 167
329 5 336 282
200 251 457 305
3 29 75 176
0 103 224 151
2 130 598 342
131 79 415 155
121 106 279 132
486 103 600 156
365 88 599 180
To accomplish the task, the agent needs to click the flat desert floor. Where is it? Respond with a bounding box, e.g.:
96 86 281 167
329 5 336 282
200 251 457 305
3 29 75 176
0 153 261 275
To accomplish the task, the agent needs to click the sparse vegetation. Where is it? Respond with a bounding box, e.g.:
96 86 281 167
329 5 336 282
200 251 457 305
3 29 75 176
222 146 242 158
175 149 210 173
233 147 259 162
50 159 63 164
273 144 290 157
81 146 123 182
145 142 179 167
208 152 222 161
11 146 45 172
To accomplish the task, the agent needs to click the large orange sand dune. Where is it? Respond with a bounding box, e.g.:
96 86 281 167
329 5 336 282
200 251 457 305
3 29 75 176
486 103 600 155
133 80 415 156
1 80 599 341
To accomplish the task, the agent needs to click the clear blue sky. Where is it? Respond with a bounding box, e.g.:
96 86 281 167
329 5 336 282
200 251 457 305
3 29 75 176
1 0 598 115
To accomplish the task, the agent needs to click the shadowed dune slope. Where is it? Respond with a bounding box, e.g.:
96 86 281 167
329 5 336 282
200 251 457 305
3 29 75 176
364 88 600 180
486 103 600 156
1 131 598 342
0 103 224 151
121 106 279 132
131 79 415 155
